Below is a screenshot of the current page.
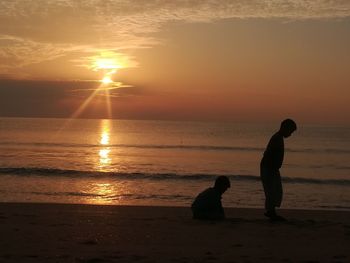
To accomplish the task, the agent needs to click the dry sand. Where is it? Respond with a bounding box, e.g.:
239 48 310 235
0 202 349 262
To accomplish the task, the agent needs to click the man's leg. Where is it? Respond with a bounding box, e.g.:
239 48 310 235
261 167 276 216
273 170 283 208
269 171 286 221
261 168 285 221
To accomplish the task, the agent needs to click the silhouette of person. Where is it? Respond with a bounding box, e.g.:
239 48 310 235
260 119 297 221
191 176 231 220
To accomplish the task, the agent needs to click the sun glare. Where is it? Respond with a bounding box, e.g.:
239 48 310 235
90 52 126 72
95 58 120 71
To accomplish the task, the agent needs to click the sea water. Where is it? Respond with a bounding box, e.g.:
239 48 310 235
0 117 349 210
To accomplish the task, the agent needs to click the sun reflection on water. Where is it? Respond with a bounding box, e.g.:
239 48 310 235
98 119 112 170
100 131 110 145
99 149 111 164
79 180 132 205
93 182 114 204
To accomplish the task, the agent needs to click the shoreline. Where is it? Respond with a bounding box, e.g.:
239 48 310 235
1 202 350 262
2 200 350 212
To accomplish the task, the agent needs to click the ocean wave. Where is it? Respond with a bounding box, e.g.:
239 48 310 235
28 191 192 201
1 141 349 154
1 167 350 186
0 141 262 152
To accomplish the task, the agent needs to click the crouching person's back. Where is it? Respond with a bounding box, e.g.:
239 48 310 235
191 176 230 220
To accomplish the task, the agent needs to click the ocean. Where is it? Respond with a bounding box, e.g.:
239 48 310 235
0 117 349 210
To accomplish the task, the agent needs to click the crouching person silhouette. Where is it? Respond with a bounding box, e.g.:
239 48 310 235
191 176 231 220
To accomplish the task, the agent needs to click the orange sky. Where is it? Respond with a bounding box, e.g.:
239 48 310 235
0 1 349 124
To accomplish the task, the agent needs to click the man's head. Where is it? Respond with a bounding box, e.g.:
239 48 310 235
279 119 297 138
214 176 231 194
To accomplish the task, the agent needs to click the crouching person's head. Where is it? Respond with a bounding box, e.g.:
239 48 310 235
214 175 231 194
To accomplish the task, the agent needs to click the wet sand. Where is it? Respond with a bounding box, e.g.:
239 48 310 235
0 202 349 262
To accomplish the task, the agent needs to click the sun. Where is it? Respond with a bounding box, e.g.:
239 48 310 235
101 75 113 84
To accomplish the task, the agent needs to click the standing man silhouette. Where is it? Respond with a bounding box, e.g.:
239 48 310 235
261 119 297 221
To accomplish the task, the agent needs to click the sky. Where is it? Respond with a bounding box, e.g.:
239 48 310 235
0 0 349 124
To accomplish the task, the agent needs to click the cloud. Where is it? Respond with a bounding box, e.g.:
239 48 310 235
0 35 79 67
0 0 349 78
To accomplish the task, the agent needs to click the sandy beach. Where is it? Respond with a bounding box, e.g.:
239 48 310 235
0 203 349 262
